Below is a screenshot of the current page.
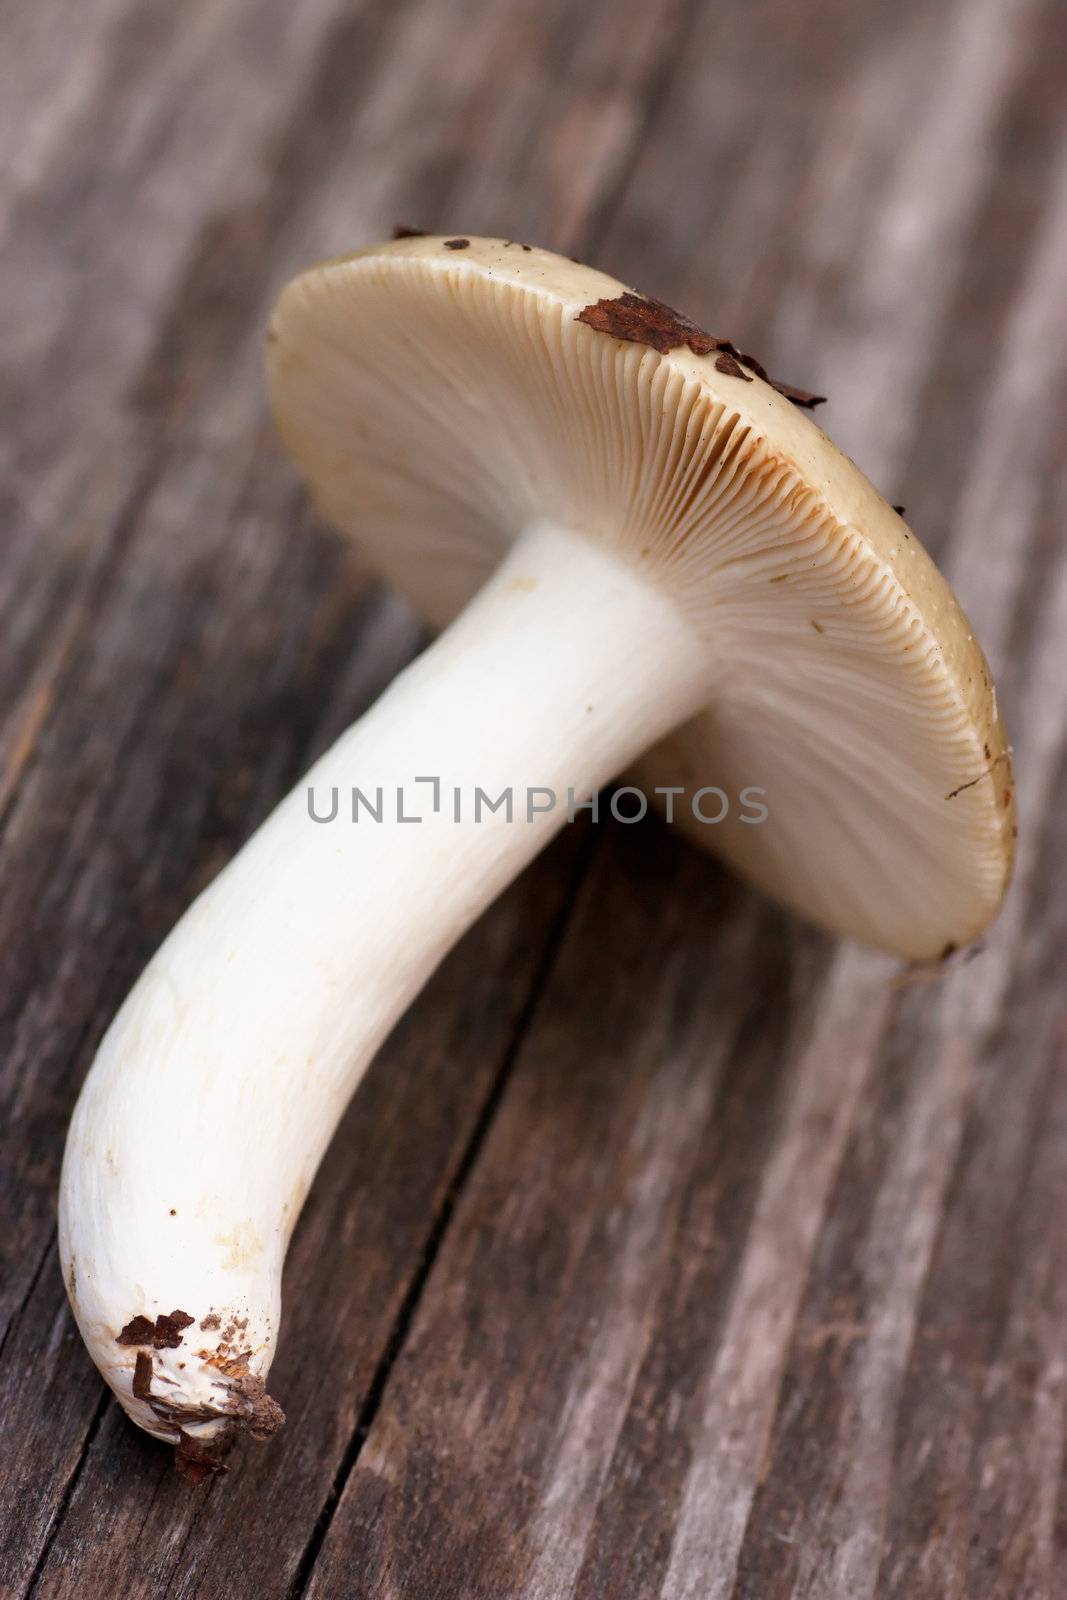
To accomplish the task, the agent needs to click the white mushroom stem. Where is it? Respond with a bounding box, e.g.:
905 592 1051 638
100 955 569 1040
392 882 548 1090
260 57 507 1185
59 521 710 1458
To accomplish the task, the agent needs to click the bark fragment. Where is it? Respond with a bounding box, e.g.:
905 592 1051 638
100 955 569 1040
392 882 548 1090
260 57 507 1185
576 292 826 407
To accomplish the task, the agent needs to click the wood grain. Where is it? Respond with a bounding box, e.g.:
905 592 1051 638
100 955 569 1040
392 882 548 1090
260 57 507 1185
2 0 1066 1594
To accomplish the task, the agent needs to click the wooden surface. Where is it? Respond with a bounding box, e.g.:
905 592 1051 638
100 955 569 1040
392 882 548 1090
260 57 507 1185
2 0 1066 1594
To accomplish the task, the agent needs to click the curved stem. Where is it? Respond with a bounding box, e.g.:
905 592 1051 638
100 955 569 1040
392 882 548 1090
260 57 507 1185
59 522 710 1449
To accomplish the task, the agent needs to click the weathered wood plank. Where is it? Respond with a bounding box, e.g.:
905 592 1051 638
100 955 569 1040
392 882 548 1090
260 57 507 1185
3 0 1065 1593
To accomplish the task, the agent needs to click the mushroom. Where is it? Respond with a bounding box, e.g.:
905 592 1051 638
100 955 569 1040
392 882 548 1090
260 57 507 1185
59 235 1016 1473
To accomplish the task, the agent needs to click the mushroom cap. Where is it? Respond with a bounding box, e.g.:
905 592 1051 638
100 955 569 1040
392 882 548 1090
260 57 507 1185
268 235 1015 959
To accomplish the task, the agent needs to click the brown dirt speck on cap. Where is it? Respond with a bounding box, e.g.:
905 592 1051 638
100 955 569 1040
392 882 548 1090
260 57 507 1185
443 238 470 250
734 345 826 407
132 1351 153 1400
737 346 825 406
893 505 906 515
200 1312 221 1331
715 352 752 382
578 292 722 356
767 378 826 410
392 225 427 239
577 293 826 408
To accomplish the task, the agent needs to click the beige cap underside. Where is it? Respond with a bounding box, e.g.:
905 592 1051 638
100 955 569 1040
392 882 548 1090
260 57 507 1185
268 236 1015 958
